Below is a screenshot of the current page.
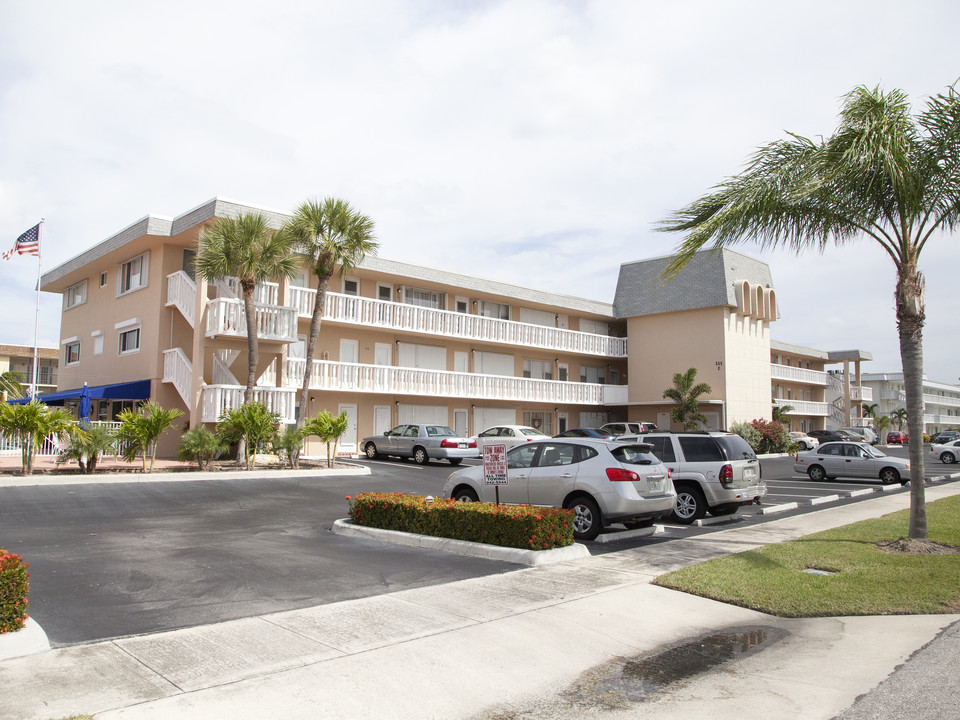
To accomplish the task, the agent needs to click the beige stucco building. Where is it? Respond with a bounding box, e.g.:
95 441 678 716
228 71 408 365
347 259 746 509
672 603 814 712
35 197 873 457
0 343 58 400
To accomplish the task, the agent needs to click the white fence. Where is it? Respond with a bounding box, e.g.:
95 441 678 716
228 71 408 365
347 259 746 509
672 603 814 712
0 421 124 458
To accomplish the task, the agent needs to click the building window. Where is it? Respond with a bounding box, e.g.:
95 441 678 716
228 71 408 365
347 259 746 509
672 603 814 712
403 286 442 309
455 297 469 313
92 330 104 356
64 341 80 365
580 365 605 384
118 252 149 296
377 283 392 302
99 272 108 287
343 277 359 296
479 300 510 320
523 359 553 380
65 280 87 309
119 327 141 355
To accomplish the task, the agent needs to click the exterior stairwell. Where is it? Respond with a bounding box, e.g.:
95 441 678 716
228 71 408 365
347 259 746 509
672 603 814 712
162 348 193 405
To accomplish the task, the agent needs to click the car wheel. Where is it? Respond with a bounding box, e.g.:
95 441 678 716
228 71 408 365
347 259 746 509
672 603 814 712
879 467 900 484
799 441 808 450
413 447 429 465
807 465 826 482
670 484 707 524
452 486 478 502
709 503 740 516
364 443 379 460
448 458 463 466
565 495 602 541
941 452 957 464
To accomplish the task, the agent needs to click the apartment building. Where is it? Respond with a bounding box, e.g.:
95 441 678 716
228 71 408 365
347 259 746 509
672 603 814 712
861 373 960 435
35 197 870 457
0 344 58 399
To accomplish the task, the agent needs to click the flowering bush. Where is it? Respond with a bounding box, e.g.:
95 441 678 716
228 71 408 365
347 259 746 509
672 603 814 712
0 548 29 633
346 492 574 550
729 421 763 451
749 418 792 454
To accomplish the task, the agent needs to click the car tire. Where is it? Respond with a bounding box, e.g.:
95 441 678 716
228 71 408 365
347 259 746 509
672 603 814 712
452 486 478 502
413 447 429 465
364 443 379 460
879 467 901 484
807 465 826 482
671 484 707 524
565 495 602 541
941 452 957 464
448 458 463 466
798 441 808 450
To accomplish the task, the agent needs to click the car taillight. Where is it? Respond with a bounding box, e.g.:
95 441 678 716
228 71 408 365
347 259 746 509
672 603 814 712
719 464 733 483
667 468 672 480
606 467 640 482
441 439 475 448
795 452 799 461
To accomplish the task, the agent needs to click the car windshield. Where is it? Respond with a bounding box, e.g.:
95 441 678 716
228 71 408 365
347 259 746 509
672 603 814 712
610 444 658 465
426 426 456 437
863 445 886 458
715 435 757 460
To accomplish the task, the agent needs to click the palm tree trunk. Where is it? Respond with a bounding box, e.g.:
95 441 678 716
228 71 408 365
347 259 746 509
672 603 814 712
242 285 259 405
896 263 928 542
296 273 331 428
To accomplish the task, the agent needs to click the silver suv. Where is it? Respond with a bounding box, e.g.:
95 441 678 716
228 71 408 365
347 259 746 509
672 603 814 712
630 432 765 523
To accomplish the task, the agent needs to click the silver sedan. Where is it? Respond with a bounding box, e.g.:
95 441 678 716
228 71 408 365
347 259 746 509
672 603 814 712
793 441 909 484
362 424 478 465
929 438 960 464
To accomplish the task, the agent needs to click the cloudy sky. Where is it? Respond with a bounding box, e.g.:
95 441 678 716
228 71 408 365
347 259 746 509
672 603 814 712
1 0 958 384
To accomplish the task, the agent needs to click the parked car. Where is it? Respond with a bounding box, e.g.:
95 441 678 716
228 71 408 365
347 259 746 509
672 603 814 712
473 425 548 451
789 432 820 451
850 426 879 444
929 438 960 464
886 430 908 445
808 429 850 443
362 424 478 465
554 428 617 440
794 441 909 484
931 430 960 445
638 432 765 524
840 428 870 443
598 422 658 436
442 438 676 540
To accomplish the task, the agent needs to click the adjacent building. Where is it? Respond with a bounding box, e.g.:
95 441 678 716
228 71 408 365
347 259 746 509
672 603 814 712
35 197 872 457
862 373 960 435
0 343 58 400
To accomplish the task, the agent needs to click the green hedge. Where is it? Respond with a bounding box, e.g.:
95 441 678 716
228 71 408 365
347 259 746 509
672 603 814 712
347 492 575 550
0 548 29 633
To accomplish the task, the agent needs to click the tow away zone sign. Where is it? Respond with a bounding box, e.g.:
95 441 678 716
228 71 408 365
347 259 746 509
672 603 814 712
483 443 508 486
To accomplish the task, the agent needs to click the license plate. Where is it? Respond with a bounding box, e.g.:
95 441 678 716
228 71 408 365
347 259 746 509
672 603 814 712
458 442 467 448
744 467 756 479
648 479 663 493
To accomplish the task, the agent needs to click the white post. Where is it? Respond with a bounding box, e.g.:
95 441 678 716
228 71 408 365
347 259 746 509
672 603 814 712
30 220 43 399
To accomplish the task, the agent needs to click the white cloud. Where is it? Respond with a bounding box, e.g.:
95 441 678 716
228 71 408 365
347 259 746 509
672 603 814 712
1 0 959 383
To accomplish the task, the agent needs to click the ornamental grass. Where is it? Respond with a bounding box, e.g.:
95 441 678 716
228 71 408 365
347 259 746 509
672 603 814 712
347 492 574 550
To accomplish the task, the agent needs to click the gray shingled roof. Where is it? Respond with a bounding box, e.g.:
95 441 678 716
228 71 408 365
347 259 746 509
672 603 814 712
613 247 774 318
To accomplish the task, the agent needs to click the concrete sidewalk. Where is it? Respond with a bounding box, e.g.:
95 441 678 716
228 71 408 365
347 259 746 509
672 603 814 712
1 483 958 719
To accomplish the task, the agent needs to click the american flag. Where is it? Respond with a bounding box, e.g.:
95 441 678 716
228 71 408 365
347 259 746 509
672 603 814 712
3 223 41 260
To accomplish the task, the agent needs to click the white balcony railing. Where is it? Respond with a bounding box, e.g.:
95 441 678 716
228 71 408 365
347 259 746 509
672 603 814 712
162 348 193 405
851 385 873 402
773 398 830 417
166 271 197 328
284 359 626 405
288 289 627 358
770 363 827 386
200 385 297 424
923 393 960 408
205 298 298 343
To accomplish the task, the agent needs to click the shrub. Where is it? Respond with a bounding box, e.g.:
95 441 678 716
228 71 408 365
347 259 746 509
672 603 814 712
347 492 574 550
217 402 280 469
178 426 225 470
0 548 29 633
749 418 792 454
730 421 763 452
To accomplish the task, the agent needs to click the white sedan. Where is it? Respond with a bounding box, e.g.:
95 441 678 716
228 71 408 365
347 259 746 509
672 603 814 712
789 432 820 451
929 438 960 464
473 425 548 451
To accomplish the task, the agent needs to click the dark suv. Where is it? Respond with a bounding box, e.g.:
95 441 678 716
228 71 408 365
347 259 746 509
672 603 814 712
640 432 766 523
808 429 849 443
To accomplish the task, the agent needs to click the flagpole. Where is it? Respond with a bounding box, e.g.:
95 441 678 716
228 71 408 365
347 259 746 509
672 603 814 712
30 219 43 400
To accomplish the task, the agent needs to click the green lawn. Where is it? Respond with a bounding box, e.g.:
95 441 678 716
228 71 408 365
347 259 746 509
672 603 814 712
653 494 960 617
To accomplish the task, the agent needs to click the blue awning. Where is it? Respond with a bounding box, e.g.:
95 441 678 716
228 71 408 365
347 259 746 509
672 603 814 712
7 379 152 405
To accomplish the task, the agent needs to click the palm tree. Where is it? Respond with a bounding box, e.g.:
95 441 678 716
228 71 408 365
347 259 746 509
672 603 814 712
116 401 184 472
286 198 377 427
875 415 892 443
663 368 712 430
302 409 349 467
892 407 908 431
195 213 300 404
0 400 77 474
0 371 25 401
771 403 794 424
216 402 280 470
658 83 960 542
57 423 116 473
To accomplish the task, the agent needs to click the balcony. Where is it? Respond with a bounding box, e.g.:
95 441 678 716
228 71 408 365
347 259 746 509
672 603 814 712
284 359 627 405
770 364 827 386
774 398 830 417
205 298 298 343
288 289 627 358
200 385 297 424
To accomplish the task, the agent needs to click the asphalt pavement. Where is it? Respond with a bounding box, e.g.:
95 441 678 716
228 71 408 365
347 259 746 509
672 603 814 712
0 465 958 719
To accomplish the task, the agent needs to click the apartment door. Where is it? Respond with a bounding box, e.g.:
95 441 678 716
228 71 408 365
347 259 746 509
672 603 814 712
374 405 392 436
338 403 358 455
557 412 568 434
453 408 468 437
657 412 671 430
340 339 359 364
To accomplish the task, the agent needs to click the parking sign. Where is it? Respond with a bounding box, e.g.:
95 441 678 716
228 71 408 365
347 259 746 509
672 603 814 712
483 443 508 485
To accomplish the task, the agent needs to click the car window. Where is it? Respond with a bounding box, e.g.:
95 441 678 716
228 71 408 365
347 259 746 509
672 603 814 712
645 436 677 463
502 428 515 437
520 428 544 437
403 426 420 437
610 444 657 465
714 435 757 460
819 444 840 456
537 443 577 467
479 428 500 437
387 425 407 436
842 444 860 457
678 437 724 463
576 445 598 462
426 426 456 437
507 444 538 469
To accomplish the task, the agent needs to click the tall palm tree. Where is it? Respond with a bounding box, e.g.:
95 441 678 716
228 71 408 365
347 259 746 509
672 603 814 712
195 214 300 403
892 407 908 431
286 198 377 427
658 83 960 542
0 400 78 474
771 403 794 424
663 368 712 430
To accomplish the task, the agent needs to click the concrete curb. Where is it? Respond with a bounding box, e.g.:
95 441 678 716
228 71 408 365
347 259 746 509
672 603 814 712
331 518 590 566
0 618 49 662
